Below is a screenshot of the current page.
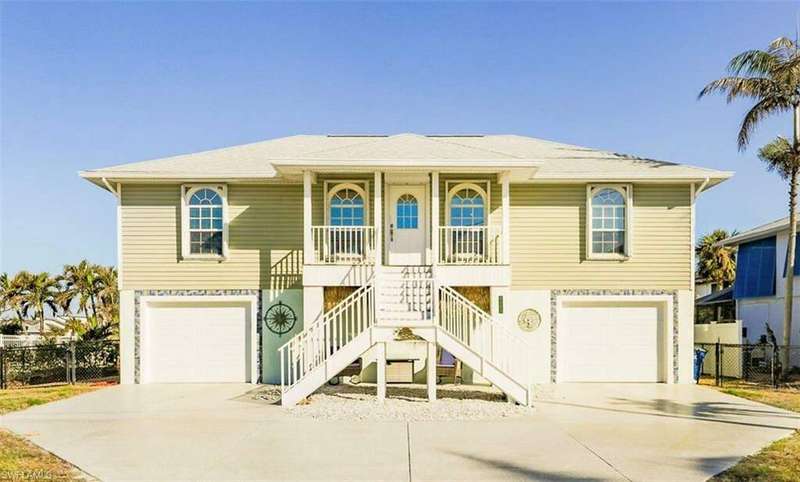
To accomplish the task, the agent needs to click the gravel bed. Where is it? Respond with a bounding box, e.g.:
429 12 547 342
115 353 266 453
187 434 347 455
253 383 532 421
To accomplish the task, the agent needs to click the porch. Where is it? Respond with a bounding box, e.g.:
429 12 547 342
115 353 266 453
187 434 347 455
298 169 514 287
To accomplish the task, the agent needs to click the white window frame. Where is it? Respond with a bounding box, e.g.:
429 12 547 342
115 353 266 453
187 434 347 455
181 184 229 260
324 181 370 225
585 184 633 260
445 181 489 226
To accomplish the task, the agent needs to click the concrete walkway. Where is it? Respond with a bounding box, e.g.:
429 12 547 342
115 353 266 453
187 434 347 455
2 383 799 481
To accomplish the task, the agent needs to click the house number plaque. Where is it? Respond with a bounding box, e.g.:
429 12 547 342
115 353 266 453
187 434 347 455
517 309 541 332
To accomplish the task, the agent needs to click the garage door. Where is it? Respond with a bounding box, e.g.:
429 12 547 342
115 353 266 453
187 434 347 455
560 304 663 382
143 302 251 383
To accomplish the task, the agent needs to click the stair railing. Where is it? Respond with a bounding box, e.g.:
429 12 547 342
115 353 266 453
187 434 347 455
438 286 533 390
279 283 375 393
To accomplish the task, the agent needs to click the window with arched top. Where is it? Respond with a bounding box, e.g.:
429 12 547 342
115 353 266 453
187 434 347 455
587 185 631 258
396 194 419 229
181 184 228 259
447 184 486 227
328 185 366 226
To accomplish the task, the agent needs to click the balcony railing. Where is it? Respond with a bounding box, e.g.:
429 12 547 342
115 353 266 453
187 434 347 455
310 226 375 264
439 225 502 265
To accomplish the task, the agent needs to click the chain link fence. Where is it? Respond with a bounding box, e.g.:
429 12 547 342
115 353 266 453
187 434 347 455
696 342 800 387
0 340 119 389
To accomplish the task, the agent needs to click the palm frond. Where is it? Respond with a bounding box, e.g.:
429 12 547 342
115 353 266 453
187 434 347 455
758 136 800 179
698 77 778 103
738 97 792 150
768 36 797 60
727 49 780 76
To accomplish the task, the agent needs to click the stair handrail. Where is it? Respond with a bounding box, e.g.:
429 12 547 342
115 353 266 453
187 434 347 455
438 286 534 392
279 283 375 393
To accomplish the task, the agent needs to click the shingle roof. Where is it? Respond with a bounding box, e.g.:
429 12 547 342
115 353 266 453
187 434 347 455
80 133 733 187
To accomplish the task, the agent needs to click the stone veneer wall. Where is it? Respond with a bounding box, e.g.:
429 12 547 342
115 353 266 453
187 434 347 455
549 289 680 383
133 290 262 384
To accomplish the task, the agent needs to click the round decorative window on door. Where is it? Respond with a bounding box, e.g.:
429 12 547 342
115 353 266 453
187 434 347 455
396 194 419 229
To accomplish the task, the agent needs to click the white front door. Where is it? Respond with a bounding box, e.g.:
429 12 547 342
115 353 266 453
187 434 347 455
387 185 427 265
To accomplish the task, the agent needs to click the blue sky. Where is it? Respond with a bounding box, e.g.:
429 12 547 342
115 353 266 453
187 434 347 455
0 1 794 274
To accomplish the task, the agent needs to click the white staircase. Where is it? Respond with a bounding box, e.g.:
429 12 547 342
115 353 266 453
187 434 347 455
377 266 434 325
278 268 534 407
278 284 375 406
436 286 534 406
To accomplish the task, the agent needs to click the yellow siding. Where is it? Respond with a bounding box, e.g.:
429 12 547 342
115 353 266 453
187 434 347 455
121 184 303 290
510 184 691 290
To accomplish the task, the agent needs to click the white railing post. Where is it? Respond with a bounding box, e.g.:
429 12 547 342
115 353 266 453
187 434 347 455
303 171 314 265
431 171 439 265
374 171 383 317
501 171 510 265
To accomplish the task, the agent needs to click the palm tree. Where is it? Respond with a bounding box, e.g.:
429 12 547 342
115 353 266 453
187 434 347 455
22 272 61 333
700 36 800 377
0 271 32 320
696 229 737 287
94 266 119 325
60 260 101 319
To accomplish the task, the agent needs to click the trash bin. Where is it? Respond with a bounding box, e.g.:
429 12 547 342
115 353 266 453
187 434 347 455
693 348 707 383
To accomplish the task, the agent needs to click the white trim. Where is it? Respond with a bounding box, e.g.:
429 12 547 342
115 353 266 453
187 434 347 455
303 171 313 265
180 184 229 261
445 182 489 226
555 294 674 384
500 172 510 264
431 172 440 265
117 183 123 290
323 181 370 226
585 183 633 260
374 172 383 269
139 294 259 384
691 183 697 294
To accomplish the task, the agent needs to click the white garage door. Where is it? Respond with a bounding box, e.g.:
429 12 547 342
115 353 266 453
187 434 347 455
144 302 251 383
560 304 663 382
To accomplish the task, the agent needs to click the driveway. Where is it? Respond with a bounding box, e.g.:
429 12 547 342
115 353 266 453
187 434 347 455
2 383 799 481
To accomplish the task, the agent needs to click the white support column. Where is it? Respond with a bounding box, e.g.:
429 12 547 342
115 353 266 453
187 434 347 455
427 341 437 401
303 171 314 265
374 171 383 267
431 172 440 265
500 171 510 264
376 342 387 402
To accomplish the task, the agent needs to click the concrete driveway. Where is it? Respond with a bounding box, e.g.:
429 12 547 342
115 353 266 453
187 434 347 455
2 383 799 481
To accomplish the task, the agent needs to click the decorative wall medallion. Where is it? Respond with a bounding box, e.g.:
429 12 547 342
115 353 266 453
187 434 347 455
264 301 297 336
517 309 541 332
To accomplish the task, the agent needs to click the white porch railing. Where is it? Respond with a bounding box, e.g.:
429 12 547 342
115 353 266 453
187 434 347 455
437 286 532 388
310 226 375 265
279 284 375 392
439 225 502 265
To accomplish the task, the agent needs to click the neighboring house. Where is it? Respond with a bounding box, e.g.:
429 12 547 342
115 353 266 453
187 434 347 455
80 133 731 405
695 276 725 299
717 217 800 349
695 286 735 324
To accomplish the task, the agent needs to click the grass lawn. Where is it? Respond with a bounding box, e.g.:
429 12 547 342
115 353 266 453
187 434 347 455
709 382 800 482
0 384 107 481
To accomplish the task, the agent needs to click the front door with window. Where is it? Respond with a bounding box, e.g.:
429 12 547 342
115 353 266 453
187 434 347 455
387 185 427 265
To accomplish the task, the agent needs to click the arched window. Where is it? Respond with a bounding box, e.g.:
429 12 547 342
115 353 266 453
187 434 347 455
188 187 224 255
590 187 627 256
448 184 486 227
396 194 419 229
329 186 365 226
